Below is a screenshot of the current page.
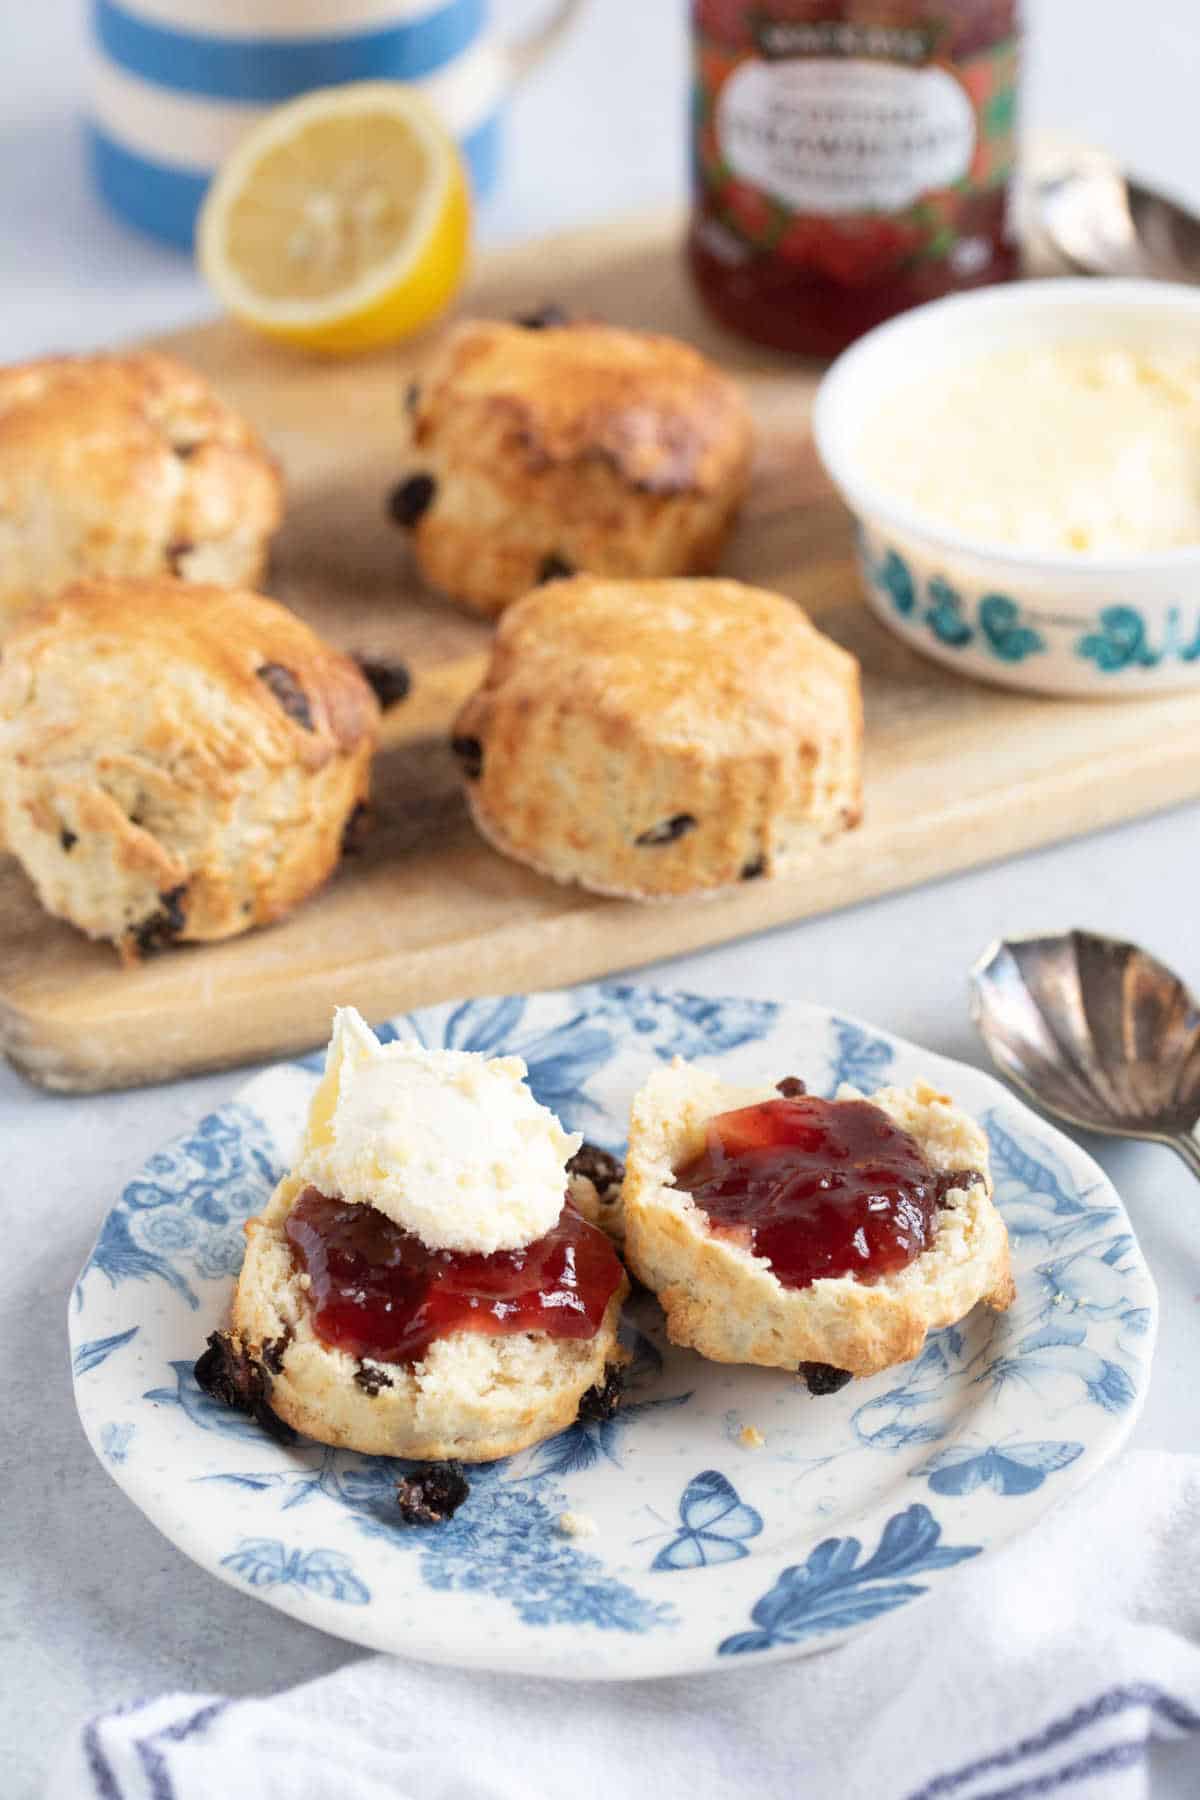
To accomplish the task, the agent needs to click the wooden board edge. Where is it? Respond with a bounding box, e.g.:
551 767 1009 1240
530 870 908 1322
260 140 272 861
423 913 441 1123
6 751 1197 1094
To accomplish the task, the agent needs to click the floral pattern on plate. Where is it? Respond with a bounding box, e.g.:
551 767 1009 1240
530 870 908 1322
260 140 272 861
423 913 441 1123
70 983 1156 1679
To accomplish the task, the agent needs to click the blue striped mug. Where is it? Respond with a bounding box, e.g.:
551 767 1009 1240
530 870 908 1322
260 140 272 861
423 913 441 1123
88 0 583 248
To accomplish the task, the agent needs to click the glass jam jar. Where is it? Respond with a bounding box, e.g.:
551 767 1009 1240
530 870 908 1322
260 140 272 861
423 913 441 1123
688 1 1022 356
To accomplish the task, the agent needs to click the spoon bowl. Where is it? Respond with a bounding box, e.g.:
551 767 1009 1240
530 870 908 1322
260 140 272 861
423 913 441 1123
969 930 1200 1179
1035 154 1200 284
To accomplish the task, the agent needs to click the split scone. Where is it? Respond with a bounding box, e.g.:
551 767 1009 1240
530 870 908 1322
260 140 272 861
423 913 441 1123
218 1009 629 1461
623 1062 1013 1384
0 578 378 960
389 316 753 616
0 351 282 631
452 575 862 899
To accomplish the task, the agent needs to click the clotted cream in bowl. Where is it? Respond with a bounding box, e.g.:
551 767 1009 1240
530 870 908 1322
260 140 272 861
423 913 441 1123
813 280 1200 695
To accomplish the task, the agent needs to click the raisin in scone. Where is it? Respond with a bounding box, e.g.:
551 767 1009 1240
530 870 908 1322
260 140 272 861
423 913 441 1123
566 1143 627 1248
0 351 282 630
622 1062 1013 1381
0 578 378 959
390 316 753 615
224 1009 629 1461
452 575 862 899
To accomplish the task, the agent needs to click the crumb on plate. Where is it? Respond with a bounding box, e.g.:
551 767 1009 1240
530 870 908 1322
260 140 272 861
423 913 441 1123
556 1510 598 1538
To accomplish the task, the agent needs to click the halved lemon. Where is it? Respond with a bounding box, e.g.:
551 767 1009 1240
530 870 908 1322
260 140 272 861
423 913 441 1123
197 82 471 355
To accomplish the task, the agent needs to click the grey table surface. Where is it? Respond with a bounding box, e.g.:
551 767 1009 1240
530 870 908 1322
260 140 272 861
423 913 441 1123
2 2 1200 1794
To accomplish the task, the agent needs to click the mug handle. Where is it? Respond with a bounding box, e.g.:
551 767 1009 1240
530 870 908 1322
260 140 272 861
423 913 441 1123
501 0 586 83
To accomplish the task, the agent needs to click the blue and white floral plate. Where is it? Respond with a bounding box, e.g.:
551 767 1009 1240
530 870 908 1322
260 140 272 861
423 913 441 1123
70 985 1156 1680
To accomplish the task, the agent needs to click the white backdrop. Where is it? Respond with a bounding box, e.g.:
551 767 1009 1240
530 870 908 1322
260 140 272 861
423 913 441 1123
1 0 1198 356
1 4 1198 1795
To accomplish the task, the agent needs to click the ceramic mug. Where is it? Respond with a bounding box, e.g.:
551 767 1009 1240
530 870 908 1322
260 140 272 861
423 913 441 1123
88 0 583 248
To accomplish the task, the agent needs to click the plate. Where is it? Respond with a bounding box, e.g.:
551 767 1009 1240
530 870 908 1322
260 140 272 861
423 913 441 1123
70 984 1156 1680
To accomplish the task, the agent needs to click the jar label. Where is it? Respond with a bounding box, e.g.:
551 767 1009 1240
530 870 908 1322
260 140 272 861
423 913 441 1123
690 4 1019 346
717 57 975 215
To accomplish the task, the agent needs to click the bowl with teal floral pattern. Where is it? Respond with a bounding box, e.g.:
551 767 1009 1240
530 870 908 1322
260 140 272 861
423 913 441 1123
813 280 1200 697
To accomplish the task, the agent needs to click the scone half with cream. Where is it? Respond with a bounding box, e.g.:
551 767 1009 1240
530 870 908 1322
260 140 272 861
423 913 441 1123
623 1060 1013 1385
219 1009 628 1462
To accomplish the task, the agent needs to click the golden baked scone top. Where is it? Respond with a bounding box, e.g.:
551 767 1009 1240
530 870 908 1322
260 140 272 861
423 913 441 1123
0 351 283 620
0 349 267 462
8 577 377 769
472 575 860 755
453 576 862 899
412 319 752 496
0 578 378 956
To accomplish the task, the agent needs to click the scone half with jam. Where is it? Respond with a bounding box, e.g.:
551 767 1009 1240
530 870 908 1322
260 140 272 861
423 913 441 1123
218 1009 628 1462
623 1061 1013 1386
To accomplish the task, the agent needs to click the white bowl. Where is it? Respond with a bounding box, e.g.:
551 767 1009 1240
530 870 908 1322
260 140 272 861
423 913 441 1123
812 279 1200 696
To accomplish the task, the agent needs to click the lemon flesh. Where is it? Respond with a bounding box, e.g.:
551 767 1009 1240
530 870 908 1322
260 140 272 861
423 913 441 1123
198 83 471 355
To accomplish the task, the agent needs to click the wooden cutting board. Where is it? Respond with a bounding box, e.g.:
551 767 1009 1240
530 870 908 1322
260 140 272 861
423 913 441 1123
4 210 1200 1093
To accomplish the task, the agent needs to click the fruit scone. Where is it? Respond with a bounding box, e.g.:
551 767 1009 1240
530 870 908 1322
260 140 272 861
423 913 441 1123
389 315 754 615
201 1008 629 1462
0 578 378 960
622 1061 1013 1390
0 350 282 632
452 576 862 899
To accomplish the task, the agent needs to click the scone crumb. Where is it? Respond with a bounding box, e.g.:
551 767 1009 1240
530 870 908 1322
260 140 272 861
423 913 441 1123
738 1425 766 1450
556 1511 598 1538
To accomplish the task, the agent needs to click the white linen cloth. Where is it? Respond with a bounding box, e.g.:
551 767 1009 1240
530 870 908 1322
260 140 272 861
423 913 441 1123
49 1451 1200 1800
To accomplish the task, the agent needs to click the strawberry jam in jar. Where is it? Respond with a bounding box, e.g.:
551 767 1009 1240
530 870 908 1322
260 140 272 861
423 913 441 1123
688 1 1021 356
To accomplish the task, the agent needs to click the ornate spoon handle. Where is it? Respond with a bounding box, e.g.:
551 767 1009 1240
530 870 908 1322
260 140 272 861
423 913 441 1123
1168 1129 1200 1183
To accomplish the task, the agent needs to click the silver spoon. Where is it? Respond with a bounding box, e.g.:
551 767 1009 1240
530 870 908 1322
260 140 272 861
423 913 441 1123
1034 153 1200 283
969 930 1200 1180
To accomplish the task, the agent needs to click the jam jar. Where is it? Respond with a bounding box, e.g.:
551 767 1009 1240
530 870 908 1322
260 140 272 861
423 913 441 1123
688 0 1022 356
